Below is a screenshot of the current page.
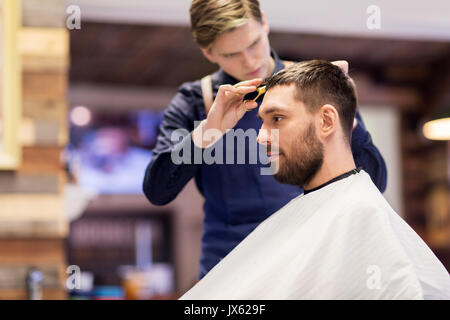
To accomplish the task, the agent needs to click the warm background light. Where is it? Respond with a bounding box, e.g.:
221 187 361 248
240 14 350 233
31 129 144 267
423 118 450 141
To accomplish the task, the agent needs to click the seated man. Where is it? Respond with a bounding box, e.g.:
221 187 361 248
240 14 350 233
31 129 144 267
180 60 450 299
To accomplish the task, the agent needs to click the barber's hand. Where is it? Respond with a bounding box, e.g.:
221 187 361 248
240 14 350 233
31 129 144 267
208 78 263 133
193 78 263 148
332 60 358 131
331 60 349 75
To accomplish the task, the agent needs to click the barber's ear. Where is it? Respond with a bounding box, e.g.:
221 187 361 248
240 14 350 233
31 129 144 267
318 104 338 138
200 47 217 64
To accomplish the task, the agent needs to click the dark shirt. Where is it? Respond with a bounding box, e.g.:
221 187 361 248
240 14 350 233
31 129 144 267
303 167 362 195
143 50 387 279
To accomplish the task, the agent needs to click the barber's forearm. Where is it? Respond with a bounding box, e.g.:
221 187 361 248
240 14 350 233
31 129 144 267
143 132 201 205
192 119 224 148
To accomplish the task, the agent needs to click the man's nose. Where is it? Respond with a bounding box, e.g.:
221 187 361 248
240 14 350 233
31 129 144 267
242 50 255 69
257 127 270 145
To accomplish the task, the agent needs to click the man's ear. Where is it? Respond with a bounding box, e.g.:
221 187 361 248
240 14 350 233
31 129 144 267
200 47 217 64
260 11 270 35
318 104 338 138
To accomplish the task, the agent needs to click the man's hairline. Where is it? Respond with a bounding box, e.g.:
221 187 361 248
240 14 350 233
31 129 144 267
259 84 348 128
258 84 307 120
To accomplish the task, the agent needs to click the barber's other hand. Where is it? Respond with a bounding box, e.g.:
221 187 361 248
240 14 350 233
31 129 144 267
331 60 349 75
332 60 358 131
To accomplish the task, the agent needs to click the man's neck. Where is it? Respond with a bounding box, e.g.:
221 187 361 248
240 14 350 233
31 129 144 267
302 146 356 191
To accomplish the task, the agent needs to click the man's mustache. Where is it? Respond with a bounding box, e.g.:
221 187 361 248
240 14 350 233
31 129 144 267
266 144 283 156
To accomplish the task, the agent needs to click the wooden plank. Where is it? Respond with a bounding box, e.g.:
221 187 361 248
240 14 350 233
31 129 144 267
35 120 67 146
23 99 67 121
22 55 69 73
19 117 36 147
20 118 68 147
0 288 67 300
19 27 68 61
33 120 59 145
22 72 67 101
0 265 62 289
0 193 65 218
22 0 66 28
19 27 69 72
20 118 56 146
19 146 64 173
0 239 66 264
0 194 68 238
0 0 22 170
0 220 68 238
0 240 67 295
0 171 61 193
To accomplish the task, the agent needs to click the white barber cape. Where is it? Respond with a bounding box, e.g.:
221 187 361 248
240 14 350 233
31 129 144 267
180 170 450 300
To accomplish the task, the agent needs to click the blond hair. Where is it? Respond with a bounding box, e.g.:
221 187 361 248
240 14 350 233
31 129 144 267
190 0 262 48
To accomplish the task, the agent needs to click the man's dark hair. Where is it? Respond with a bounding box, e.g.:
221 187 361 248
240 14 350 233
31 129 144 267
264 60 357 141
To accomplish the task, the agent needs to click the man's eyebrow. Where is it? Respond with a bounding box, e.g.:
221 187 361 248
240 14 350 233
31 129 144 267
257 107 284 120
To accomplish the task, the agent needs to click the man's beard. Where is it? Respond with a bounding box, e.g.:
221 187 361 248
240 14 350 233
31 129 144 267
273 123 324 188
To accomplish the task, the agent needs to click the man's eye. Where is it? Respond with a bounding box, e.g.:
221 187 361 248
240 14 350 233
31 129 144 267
274 116 283 122
250 39 260 47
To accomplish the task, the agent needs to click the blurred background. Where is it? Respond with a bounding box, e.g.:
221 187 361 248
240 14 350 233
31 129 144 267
0 0 449 299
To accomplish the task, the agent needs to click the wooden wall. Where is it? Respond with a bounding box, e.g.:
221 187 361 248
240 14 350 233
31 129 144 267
0 0 68 299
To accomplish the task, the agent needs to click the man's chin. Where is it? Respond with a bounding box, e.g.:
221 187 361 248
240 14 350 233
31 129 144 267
271 158 287 182
268 153 283 171
272 163 308 187
273 172 290 185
